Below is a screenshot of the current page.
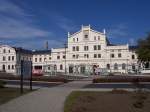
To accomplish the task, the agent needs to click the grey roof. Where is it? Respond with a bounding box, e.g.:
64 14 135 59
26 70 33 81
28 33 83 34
32 50 51 55
13 47 33 54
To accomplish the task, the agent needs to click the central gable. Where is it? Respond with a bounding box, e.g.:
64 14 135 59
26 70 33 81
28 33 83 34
68 25 106 43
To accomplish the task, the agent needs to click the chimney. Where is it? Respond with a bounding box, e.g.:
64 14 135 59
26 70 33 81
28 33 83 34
45 41 48 50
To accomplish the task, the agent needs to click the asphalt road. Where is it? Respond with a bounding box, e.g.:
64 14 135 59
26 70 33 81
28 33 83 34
3 80 62 88
3 79 150 89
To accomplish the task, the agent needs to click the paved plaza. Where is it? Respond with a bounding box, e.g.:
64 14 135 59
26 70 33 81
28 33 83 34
0 81 91 112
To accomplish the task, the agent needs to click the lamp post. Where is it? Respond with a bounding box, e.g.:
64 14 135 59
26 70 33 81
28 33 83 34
64 43 67 74
110 51 112 73
126 55 129 74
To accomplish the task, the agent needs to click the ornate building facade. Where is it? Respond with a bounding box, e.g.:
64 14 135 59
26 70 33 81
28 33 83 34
0 25 139 75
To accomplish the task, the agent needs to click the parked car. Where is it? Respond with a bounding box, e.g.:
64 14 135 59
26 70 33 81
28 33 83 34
32 69 43 76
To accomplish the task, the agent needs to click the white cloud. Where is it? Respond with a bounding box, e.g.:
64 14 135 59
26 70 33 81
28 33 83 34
0 0 71 49
53 14 78 32
0 0 52 39
0 0 26 16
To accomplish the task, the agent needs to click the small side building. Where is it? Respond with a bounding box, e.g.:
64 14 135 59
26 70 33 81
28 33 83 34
0 45 32 75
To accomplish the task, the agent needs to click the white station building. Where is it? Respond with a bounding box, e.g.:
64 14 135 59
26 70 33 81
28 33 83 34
0 25 142 75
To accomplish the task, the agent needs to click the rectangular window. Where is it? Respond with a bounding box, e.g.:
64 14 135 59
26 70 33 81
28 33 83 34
76 46 79 51
8 56 11 61
84 46 89 51
57 56 60 59
84 54 89 58
98 36 100 40
87 54 89 58
98 45 101 50
73 38 75 42
72 46 75 51
111 54 114 58
3 49 6 53
94 45 97 50
72 55 76 59
3 56 6 61
98 54 101 58
84 35 88 39
35 58 37 62
63 55 66 59
94 54 97 58
118 53 122 58
12 56 14 61
76 54 79 59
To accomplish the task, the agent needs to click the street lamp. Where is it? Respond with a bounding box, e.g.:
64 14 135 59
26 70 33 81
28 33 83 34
64 43 67 74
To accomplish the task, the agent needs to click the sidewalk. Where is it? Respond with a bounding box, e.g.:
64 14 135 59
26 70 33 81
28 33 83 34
0 81 91 112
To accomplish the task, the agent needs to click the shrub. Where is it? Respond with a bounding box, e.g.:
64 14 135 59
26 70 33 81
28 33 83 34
93 76 150 83
108 73 114 76
0 80 6 88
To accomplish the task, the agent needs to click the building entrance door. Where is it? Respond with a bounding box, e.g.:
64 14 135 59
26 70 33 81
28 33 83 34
69 66 73 73
80 66 85 74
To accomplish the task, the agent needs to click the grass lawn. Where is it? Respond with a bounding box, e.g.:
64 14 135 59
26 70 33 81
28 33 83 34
0 87 32 105
64 90 150 112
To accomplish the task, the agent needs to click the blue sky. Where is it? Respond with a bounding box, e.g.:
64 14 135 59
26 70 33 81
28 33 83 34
0 0 150 50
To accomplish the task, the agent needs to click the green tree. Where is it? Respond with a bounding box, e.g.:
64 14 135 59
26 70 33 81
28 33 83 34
136 33 150 68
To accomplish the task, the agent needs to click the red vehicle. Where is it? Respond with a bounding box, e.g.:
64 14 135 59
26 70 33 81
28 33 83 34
32 66 43 76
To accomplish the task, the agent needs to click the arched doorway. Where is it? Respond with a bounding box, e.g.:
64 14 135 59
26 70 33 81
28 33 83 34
93 65 97 75
80 65 85 74
69 65 73 73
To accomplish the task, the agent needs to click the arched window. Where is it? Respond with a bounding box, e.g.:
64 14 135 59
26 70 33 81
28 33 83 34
60 64 63 70
122 63 126 70
114 63 118 70
12 65 14 69
107 64 110 69
8 65 10 70
2 65 5 71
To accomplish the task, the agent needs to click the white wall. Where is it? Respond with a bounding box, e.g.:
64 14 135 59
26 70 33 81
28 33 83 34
0 45 17 74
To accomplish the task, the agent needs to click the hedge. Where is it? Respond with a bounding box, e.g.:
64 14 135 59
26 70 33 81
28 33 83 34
93 76 150 83
0 80 6 88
